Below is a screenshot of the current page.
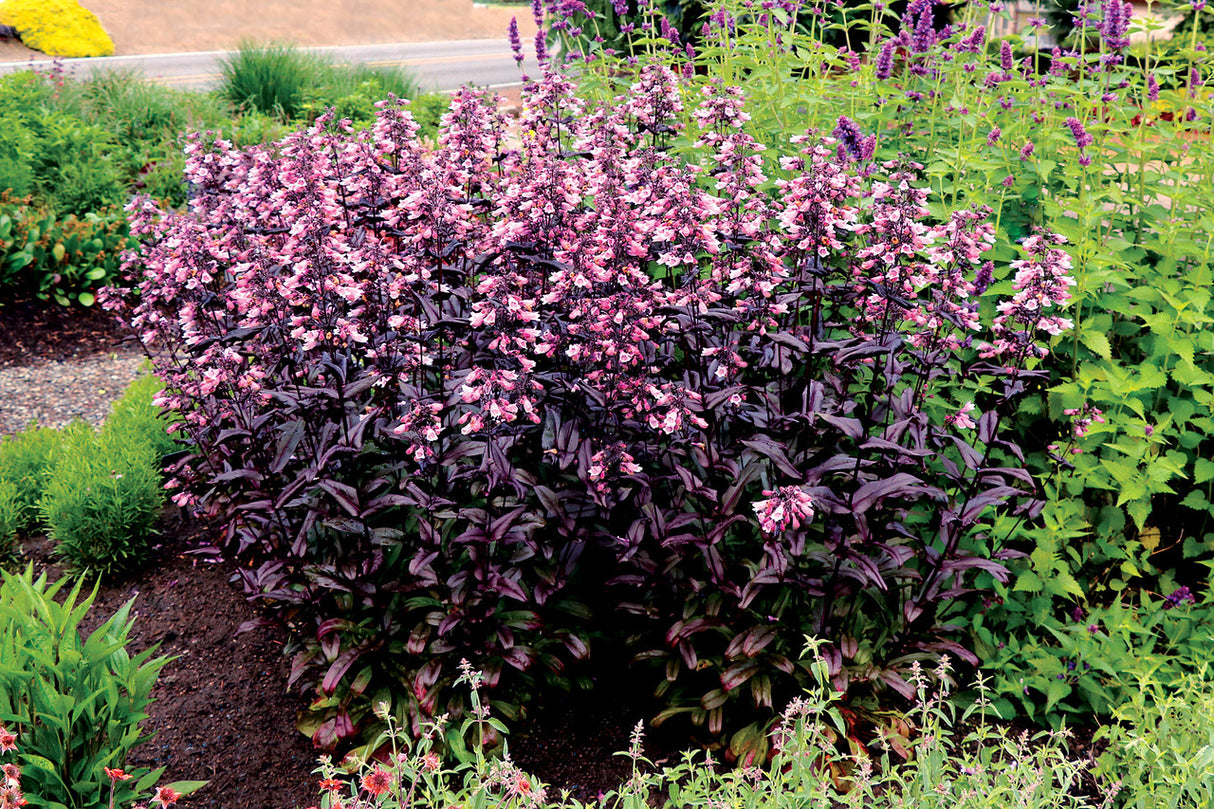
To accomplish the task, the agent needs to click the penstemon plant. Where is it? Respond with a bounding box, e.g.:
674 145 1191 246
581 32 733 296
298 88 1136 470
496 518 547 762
544 0 1214 726
106 51 1072 756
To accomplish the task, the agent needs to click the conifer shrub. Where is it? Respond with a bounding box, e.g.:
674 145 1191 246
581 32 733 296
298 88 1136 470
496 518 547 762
107 64 1072 754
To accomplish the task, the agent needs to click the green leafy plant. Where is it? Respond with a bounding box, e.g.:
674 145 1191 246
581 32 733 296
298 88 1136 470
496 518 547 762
39 425 165 576
0 566 204 809
102 372 179 462
1093 667 1214 809
0 480 21 558
977 587 1214 722
217 41 331 121
0 198 129 306
0 422 64 535
306 653 1115 809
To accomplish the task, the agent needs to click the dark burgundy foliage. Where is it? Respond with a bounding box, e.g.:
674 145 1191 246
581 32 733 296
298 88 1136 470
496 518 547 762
104 63 1070 759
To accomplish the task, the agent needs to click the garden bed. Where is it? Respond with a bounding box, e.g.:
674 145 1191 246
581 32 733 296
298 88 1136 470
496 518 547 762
3 305 687 807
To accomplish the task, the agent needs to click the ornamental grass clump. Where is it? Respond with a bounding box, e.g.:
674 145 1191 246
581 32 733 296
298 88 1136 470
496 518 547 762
107 61 1073 756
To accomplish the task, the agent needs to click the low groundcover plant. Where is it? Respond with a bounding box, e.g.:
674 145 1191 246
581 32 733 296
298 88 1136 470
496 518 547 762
106 56 1074 756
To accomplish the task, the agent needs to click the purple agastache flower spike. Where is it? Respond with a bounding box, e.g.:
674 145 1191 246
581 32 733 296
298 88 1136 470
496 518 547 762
876 39 896 79
987 126 1001 145
901 0 929 32
532 0 545 27
1100 0 1130 50
912 4 935 51
833 115 866 162
1064 117 1094 149
535 29 548 64
1019 140 1034 160
1146 72 1160 101
959 24 985 52
509 18 525 67
1163 586 1195 609
1000 40 1014 71
660 15 680 44
613 0 628 14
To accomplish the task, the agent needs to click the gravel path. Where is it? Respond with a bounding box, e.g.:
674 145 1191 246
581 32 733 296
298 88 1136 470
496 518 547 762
0 345 147 434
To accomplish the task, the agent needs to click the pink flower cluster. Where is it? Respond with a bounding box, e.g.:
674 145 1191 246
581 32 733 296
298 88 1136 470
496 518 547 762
106 62 1073 527
752 486 816 534
983 232 1076 361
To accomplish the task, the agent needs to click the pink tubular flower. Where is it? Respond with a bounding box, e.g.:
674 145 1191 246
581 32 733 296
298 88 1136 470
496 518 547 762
1063 404 1105 438
752 486 816 534
0 726 15 754
982 231 1076 359
946 401 978 430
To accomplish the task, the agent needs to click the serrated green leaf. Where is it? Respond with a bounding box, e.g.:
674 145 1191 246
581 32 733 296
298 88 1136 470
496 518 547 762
1195 458 1214 484
1014 570 1043 592
1081 331 1112 360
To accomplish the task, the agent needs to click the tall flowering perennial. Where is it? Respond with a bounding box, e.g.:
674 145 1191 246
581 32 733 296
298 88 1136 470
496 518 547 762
107 64 1069 749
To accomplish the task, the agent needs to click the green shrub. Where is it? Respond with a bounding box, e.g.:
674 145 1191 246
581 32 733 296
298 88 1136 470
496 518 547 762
29 111 125 216
1094 668 1214 808
0 199 129 306
79 70 189 143
0 566 203 808
103 373 179 462
39 425 165 576
977 589 1214 723
302 62 425 128
217 41 429 126
0 480 20 558
0 422 64 534
0 111 37 199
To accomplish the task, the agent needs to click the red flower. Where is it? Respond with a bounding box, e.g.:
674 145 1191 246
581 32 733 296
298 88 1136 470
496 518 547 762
151 786 181 806
0 726 16 753
104 767 133 783
361 766 393 796
317 778 343 793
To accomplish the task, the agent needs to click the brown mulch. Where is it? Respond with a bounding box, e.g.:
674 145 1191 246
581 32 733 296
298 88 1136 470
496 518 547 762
16 519 321 809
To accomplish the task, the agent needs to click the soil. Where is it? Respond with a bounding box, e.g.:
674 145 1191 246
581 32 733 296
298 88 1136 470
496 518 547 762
0 296 133 368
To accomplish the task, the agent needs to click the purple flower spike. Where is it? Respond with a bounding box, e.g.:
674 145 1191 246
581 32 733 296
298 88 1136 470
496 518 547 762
1000 40 1014 71
912 4 936 52
1064 116 1094 149
509 18 525 67
1100 0 1130 50
876 39 896 79
833 115 866 162
1163 586 1196 609
531 0 545 27
1147 72 1160 101
535 29 549 64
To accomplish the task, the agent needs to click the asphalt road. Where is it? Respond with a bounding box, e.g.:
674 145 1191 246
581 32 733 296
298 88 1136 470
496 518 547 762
0 39 530 93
